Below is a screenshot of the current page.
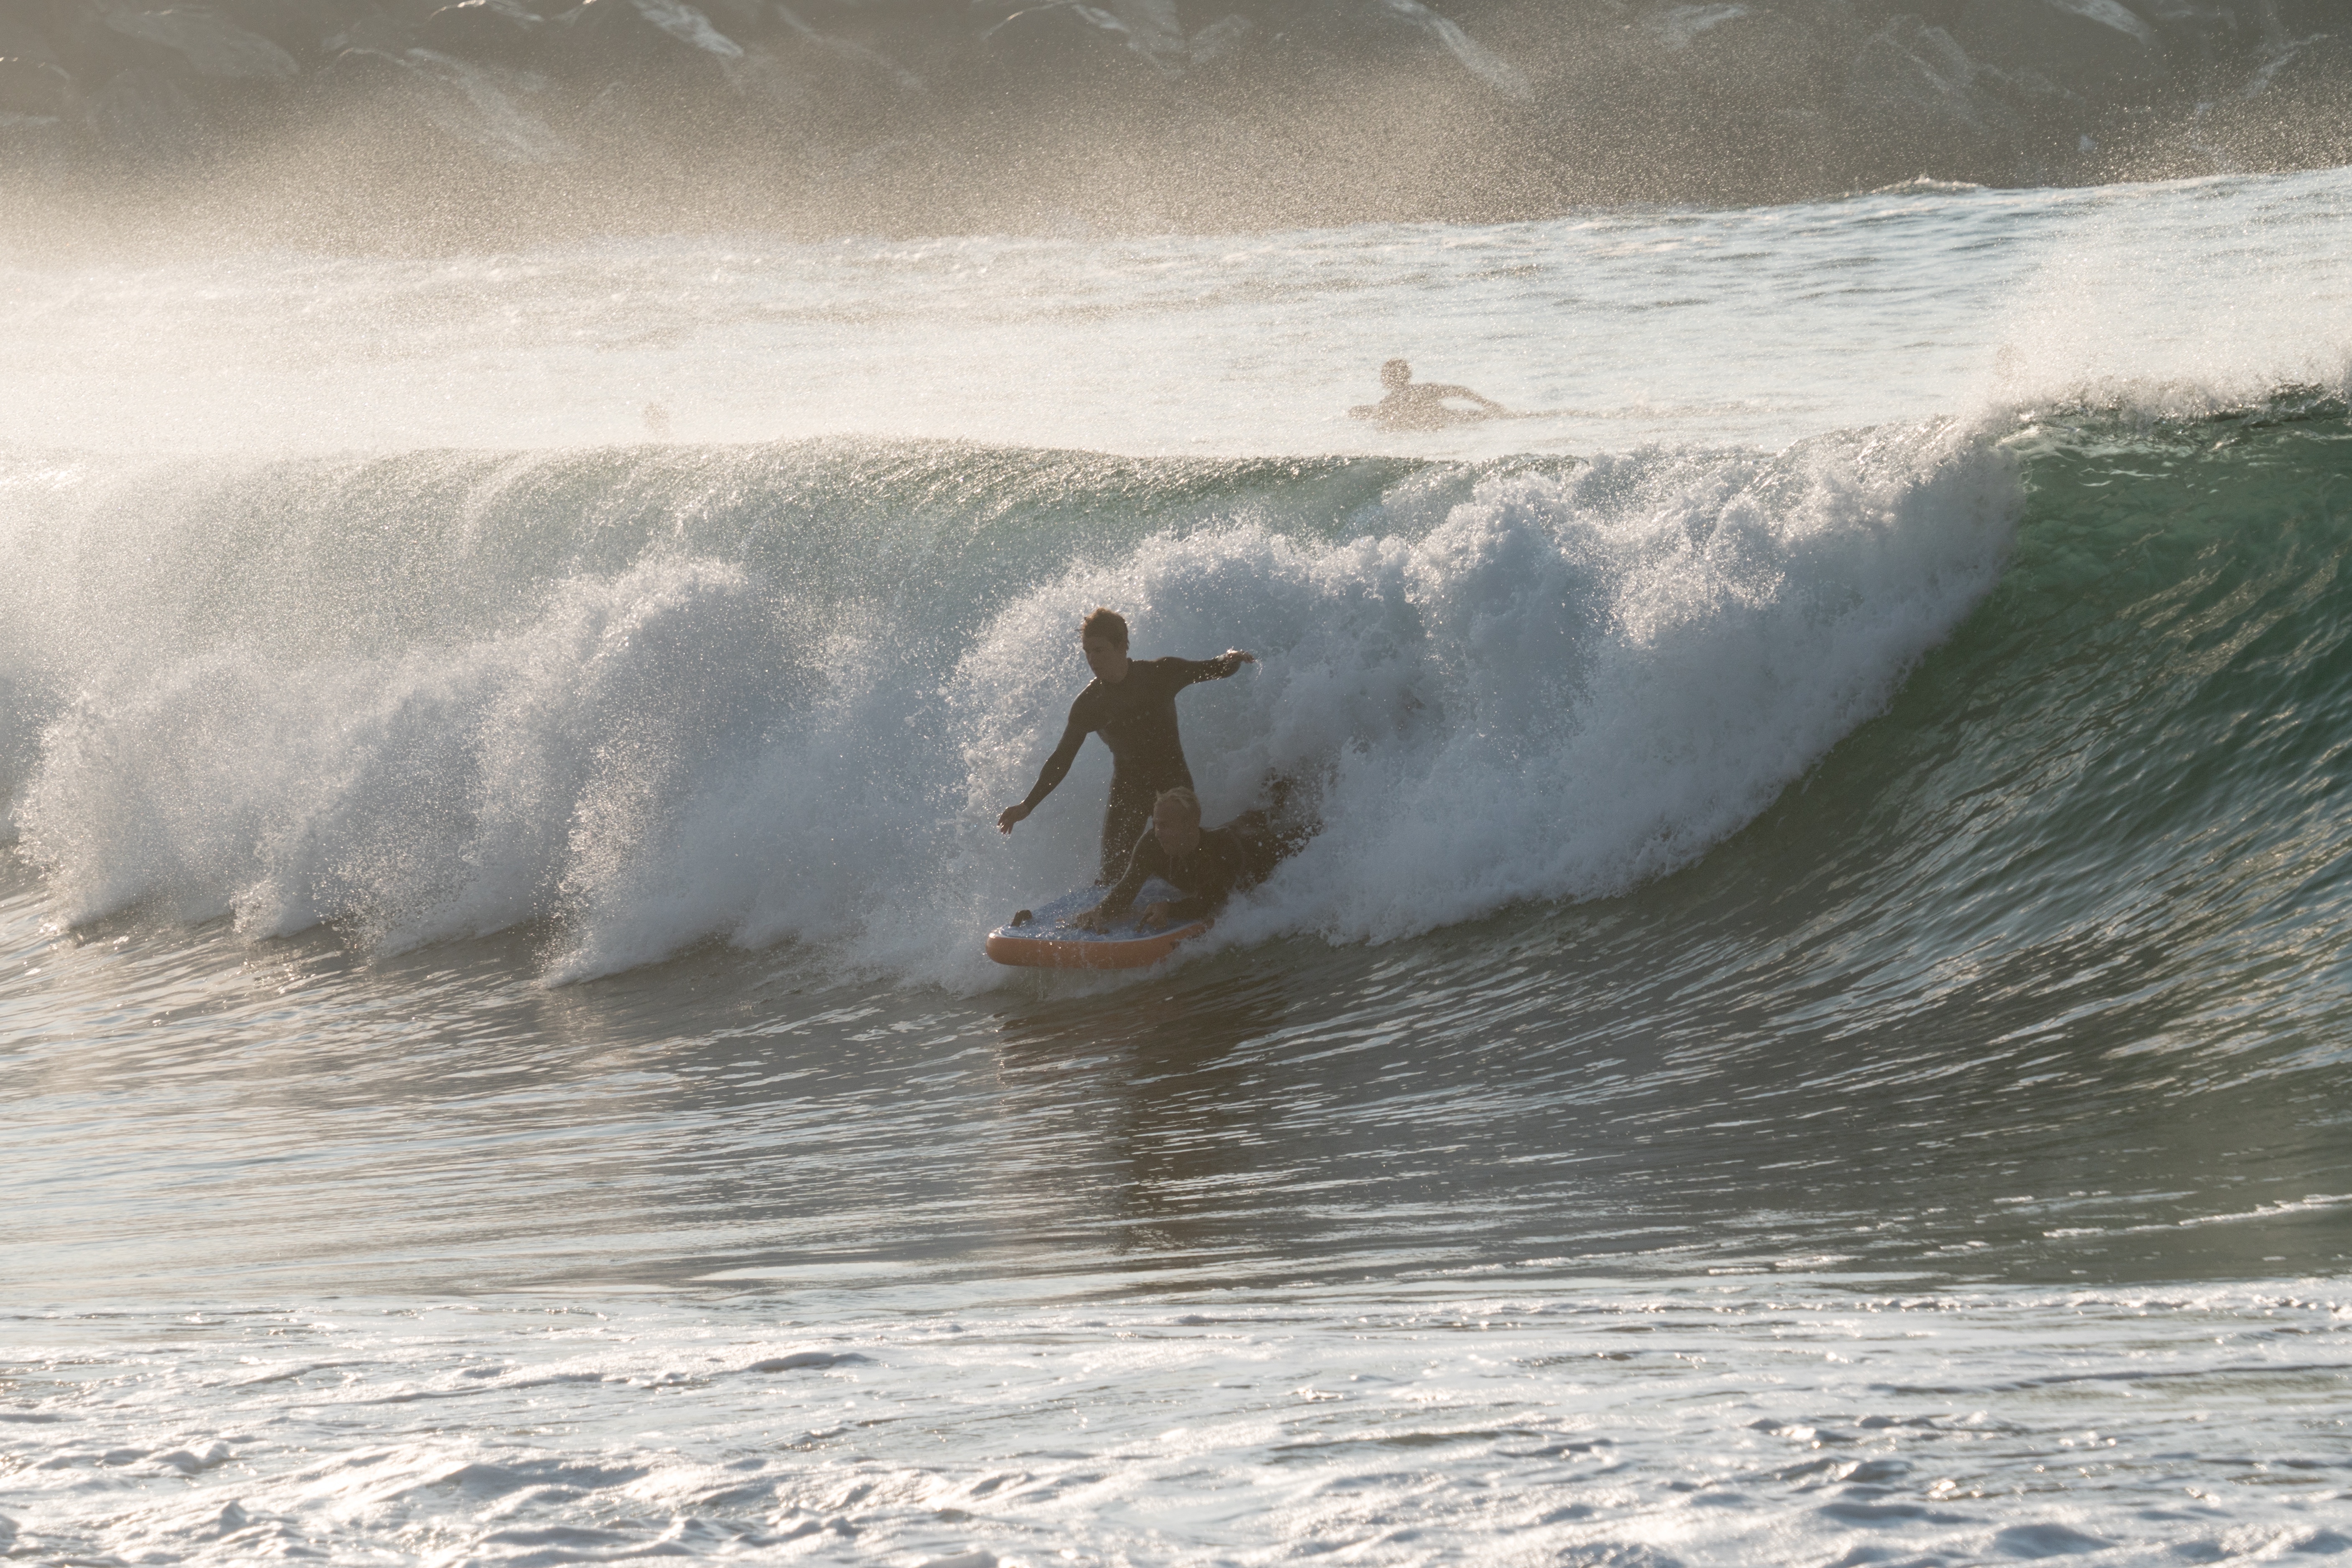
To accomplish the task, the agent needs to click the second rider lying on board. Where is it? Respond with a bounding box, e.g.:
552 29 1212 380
1065 786 1299 932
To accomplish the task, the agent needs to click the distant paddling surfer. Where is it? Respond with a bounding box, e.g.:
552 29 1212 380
997 607 1256 882
1349 358 1510 430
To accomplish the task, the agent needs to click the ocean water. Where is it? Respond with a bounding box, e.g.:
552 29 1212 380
5 168 2352 1566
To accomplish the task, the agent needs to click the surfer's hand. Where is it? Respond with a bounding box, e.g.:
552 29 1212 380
1221 649 1255 673
997 803 1030 834
1140 902 1174 929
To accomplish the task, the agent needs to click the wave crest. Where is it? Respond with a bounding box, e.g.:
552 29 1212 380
3 425 2020 982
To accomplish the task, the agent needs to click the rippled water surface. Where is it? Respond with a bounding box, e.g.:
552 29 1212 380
8 1284 2349 1567
8 831 2351 1305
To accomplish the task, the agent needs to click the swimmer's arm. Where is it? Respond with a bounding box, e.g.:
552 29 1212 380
1427 384 1508 413
998 715 1087 832
1140 843 1236 927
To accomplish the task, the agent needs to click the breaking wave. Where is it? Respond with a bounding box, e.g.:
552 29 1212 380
3 395 2344 994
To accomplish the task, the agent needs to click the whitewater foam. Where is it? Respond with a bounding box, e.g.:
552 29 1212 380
961 422 2019 963
8 164 2348 463
1 417 2020 985
6 1283 2346 1568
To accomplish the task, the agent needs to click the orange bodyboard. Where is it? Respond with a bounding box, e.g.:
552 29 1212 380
985 882 1210 970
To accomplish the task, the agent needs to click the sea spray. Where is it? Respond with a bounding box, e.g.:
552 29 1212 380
20 558 782 950
5 421 2020 983
954 421 2020 963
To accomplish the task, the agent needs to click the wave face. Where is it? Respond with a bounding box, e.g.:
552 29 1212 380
1608 394 2352 1069
0 422 2019 983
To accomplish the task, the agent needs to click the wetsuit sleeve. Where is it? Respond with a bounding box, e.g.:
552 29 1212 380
1169 653 1242 687
1020 709 1090 811
1096 831 1166 918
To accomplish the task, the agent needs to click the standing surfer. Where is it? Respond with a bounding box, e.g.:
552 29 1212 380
997 607 1255 882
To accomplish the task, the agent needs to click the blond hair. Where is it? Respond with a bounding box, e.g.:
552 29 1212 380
1153 786 1201 824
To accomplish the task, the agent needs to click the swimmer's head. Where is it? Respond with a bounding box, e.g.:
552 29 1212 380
1153 787 1203 855
1380 358 1411 390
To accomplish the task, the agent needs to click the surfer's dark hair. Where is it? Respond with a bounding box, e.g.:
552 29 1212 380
1081 606 1129 648
1155 786 1200 823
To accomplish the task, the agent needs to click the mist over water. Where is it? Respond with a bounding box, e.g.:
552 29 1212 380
8 171 2351 457
5 167 2352 1566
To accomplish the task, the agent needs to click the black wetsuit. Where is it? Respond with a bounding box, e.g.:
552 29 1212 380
1018 653 1245 881
1097 809 1288 924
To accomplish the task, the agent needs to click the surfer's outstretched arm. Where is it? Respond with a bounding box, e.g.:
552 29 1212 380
1175 649 1257 686
998 717 1087 834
